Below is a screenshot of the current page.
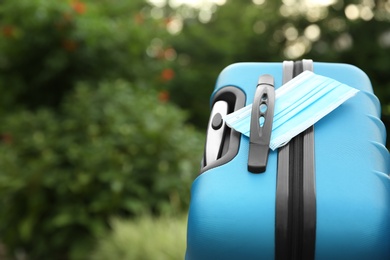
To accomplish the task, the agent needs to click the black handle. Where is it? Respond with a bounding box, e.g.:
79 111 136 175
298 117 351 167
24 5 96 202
248 74 275 173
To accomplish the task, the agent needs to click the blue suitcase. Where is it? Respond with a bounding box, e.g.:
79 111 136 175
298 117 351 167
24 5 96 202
186 60 390 260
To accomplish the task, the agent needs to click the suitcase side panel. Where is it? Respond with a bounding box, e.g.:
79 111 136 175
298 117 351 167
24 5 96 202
313 63 390 259
186 148 278 260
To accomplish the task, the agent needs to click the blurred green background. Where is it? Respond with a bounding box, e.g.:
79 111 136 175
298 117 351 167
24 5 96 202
0 0 389 259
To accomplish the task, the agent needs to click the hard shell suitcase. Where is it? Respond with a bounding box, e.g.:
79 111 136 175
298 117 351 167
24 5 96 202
185 60 390 260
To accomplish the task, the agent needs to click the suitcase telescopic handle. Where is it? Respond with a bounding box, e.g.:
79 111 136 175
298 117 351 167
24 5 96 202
248 74 275 173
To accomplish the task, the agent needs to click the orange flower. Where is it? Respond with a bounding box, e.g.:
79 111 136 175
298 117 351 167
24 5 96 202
164 17 173 26
164 48 177 61
71 1 86 14
1 133 13 144
161 68 175 82
158 91 170 103
134 13 144 25
63 12 73 22
55 13 73 31
62 39 78 52
2 25 15 38
156 49 165 60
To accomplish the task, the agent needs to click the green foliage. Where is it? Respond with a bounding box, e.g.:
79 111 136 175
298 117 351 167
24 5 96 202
0 0 171 114
0 80 204 259
91 215 187 260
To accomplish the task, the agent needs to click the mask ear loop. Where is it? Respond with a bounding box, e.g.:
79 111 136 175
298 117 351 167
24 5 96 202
248 74 275 173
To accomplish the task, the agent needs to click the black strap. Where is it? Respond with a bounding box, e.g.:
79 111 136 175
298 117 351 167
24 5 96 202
275 60 317 260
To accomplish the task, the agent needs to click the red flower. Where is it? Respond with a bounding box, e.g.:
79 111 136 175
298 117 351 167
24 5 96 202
135 13 144 25
161 68 175 82
71 1 86 14
1 133 13 144
158 91 170 103
56 13 73 31
164 17 173 26
156 49 165 60
164 48 177 61
62 39 78 52
63 13 73 22
2 25 15 38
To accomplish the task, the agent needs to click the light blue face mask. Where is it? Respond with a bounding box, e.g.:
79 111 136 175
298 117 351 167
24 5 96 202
224 71 359 150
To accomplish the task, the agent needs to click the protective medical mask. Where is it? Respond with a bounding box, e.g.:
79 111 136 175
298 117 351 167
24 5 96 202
224 71 359 150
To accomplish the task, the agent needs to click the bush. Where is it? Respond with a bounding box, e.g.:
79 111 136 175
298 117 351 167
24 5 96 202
91 215 187 260
0 80 204 259
0 0 172 115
